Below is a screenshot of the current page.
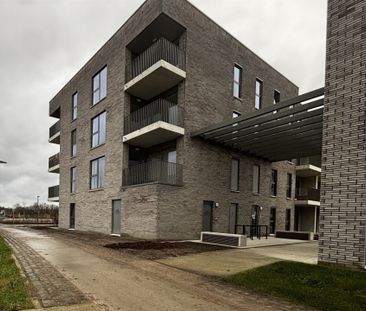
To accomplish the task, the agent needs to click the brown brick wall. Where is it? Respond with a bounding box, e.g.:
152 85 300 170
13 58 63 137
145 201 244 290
319 0 366 268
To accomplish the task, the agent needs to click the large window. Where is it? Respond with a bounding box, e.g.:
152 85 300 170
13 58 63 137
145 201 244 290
92 66 107 105
252 164 260 194
70 167 76 193
255 79 263 109
71 130 77 157
72 92 78 121
274 90 281 104
91 111 106 148
231 158 240 191
233 65 242 98
90 157 105 190
271 169 278 196
286 173 292 198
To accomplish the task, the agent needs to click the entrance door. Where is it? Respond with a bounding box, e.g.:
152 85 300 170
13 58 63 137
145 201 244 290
229 203 238 233
202 201 213 232
269 207 276 234
69 203 75 229
112 200 122 235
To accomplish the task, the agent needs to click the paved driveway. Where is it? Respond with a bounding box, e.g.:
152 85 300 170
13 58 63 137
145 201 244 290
1 225 314 311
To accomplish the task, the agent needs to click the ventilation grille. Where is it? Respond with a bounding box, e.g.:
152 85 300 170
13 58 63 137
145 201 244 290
201 232 246 247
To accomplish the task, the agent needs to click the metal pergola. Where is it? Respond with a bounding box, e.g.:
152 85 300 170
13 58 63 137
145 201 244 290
192 88 325 162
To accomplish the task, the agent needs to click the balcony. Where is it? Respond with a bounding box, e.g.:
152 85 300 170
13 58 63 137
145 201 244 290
124 38 186 100
296 156 321 177
49 120 60 144
49 100 60 118
123 99 184 148
48 185 59 202
123 160 183 187
48 153 60 173
295 188 320 206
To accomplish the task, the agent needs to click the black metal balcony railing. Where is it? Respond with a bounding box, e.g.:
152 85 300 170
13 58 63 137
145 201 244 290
48 185 59 198
126 38 185 82
48 153 60 169
124 99 183 135
49 120 60 138
296 188 320 201
235 225 269 240
123 160 183 186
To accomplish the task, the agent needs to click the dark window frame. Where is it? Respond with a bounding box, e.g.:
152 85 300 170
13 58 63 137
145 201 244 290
286 173 292 198
271 169 278 196
91 111 106 148
71 92 78 121
92 66 107 106
255 78 263 109
285 208 291 231
230 158 240 192
71 129 77 157
233 64 243 99
274 89 281 104
253 164 260 194
90 156 105 190
70 166 76 193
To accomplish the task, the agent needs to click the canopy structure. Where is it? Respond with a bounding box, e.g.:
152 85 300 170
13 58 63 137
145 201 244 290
192 88 325 162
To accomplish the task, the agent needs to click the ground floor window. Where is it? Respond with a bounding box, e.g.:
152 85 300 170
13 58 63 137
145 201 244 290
269 207 276 234
285 208 291 231
69 203 75 229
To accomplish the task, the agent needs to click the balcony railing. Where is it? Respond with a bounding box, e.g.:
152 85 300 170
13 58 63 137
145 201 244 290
296 188 320 201
48 185 59 199
126 38 185 82
48 153 60 169
124 99 183 135
49 120 60 139
123 160 183 186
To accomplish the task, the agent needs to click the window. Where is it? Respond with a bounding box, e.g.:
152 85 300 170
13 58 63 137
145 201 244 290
274 90 281 104
69 204 75 229
231 158 240 191
255 79 263 109
72 92 78 120
269 207 276 234
285 209 291 231
252 164 260 194
90 156 105 190
271 169 278 196
71 130 77 157
70 167 76 193
233 65 242 98
92 66 107 105
286 173 292 198
91 111 106 148
233 111 241 118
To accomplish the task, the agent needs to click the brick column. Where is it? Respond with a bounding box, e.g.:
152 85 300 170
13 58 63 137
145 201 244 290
319 0 366 268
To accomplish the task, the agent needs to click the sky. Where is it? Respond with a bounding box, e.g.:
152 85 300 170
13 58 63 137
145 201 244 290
0 0 327 207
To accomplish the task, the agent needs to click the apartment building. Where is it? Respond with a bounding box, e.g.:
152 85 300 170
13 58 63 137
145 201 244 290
48 0 323 240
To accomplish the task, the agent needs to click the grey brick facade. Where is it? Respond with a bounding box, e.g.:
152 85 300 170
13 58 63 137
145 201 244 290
319 0 366 268
50 0 302 240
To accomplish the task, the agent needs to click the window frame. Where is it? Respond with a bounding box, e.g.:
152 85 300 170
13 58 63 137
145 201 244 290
233 64 243 99
252 164 260 194
92 66 107 106
91 111 106 148
70 167 76 193
271 169 278 197
285 208 291 231
286 173 292 198
274 89 281 104
71 129 77 157
90 156 105 190
71 92 78 121
255 78 263 109
230 158 240 192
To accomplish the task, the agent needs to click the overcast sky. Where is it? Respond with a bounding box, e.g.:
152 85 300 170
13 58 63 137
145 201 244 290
0 0 327 207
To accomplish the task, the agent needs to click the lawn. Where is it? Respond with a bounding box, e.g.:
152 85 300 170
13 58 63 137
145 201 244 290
0 237 33 311
227 261 366 311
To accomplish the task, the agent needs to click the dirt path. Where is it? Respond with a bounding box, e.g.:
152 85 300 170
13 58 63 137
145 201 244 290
1 225 314 311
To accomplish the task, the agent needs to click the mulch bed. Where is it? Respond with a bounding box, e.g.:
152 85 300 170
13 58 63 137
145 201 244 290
104 240 226 260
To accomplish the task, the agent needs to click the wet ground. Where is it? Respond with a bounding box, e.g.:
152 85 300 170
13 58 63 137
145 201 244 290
1 225 316 311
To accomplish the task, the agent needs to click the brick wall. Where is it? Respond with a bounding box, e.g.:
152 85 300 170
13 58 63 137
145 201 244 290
319 0 366 268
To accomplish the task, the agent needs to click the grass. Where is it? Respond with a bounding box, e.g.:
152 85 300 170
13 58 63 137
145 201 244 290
0 237 33 311
227 261 366 311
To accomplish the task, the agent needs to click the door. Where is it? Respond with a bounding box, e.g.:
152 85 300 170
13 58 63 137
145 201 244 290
229 203 238 233
251 205 260 237
69 203 75 229
112 200 122 235
269 207 276 234
202 201 213 232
